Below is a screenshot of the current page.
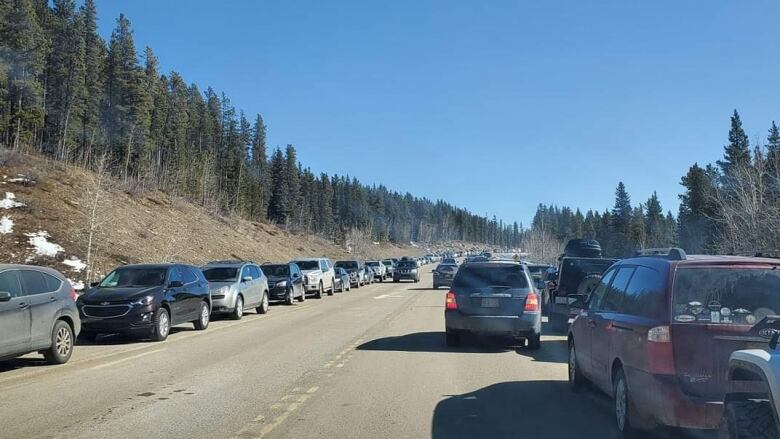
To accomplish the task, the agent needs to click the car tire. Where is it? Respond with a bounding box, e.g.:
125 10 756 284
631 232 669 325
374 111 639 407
346 282 351 292
568 341 586 391
43 320 74 365
550 312 569 334
445 329 460 347
152 307 170 342
230 295 244 320
256 292 269 314
328 279 335 296
285 287 294 305
193 301 210 330
613 368 641 437
433 283 439 289
720 401 779 439
526 332 541 350
297 288 306 302
393 278 399 283
316 282 324 299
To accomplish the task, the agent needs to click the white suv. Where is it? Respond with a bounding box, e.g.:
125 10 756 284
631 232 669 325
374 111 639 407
291 258 336 299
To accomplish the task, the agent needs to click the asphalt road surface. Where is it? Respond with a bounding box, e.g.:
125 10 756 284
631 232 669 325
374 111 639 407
0 269 692 439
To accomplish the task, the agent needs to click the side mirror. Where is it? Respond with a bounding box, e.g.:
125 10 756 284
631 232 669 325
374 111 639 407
90 281 100 287
0 291 11 302
168 280 184 288
242 276 253 283
568 293 588 309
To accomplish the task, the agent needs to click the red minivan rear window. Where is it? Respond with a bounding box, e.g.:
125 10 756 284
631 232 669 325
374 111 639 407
672 267 780 325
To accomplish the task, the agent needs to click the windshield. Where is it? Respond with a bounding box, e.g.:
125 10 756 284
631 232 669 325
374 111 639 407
262 265 289 277
366 261 380 267
673 267 780 324
294 260 320 270
398 261 417 269
99 268 167 288
202 267 239 282
381 260 393 266
443 258 457 265
335 261 358 270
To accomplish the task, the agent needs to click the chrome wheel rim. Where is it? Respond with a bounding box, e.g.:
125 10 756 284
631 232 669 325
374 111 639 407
56 327 71 356
262 294 268 311
615 377 627 431
236 297 243 317
568 346 576 383
159 312 169 337
201 303 209 326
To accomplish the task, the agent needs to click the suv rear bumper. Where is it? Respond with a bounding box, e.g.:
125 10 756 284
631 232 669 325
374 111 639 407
628 367 722 429
445 311 541 337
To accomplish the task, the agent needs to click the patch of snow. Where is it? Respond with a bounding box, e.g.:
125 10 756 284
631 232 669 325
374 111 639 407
410 241 419 247
373 241 380 245
0 216 12 234
25 231 64 257
0 192 24 209
68 279 85 291
63 257 86 272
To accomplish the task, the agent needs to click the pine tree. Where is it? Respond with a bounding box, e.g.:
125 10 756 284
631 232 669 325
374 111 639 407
268 147 290 224
610 182 632 257
765 121 780 201
678 163 718 253
718 110 751 183
78 0 104 159
250 114 271 218
644 192 664 247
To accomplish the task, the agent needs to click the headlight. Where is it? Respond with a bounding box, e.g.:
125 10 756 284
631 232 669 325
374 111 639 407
276 281 288 287
131 295 154 306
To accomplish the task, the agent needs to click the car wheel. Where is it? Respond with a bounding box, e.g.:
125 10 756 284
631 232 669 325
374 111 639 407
393 278 399 283
328 279 335 296
568 342 586 391
445 329 460 347
720 400 780 439
257 292 269 313
613 368 641 437
433 283 439 289
230 295 244 320
316 282 324 299
297 288 306 302
379 276 383 283
193 301 210 330
285 287 294 305
43 320 74 364
355 280 360 289
152 307 170 342
526 332 541 350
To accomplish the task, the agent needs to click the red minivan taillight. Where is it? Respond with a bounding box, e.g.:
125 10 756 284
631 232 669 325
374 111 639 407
646 325 675 374
524 292 539 312
69 287 78 302
445 292 457 310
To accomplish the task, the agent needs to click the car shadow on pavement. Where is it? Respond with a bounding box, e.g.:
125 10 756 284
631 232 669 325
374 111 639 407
432 381 621 439
357 331 515 354
0 357 50 372
513 339 568 364
407 288 446 291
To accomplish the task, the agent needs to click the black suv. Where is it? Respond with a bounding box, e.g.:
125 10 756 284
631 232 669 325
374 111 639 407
548 239 618 332
77 264 211 342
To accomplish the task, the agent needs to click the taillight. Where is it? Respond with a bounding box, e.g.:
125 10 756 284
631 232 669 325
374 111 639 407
647 325 675 374
647 326 670 342
524 292 539 312
445 292 457 310
69 287 78 302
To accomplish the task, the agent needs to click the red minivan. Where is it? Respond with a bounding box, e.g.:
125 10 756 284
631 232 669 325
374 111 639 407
567 249 780 436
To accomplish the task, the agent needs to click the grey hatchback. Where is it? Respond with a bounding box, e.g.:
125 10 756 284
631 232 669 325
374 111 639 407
202 261 269 320
0 264 80 364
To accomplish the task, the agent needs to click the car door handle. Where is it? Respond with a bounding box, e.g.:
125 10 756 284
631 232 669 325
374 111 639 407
49 297 56 302
18 302 29 309
587 318 596 328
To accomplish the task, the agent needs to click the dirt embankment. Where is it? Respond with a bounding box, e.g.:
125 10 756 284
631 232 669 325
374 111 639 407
0 151 436 286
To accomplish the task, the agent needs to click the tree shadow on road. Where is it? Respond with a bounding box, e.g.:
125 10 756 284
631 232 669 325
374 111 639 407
357 331 516 354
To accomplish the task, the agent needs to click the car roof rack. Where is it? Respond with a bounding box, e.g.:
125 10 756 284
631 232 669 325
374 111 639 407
633 248 687 260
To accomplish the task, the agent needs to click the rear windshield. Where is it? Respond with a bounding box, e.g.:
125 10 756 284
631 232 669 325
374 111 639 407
366 261 380 267
443 259 457 264
453 264 529 289
398 261 417 268
294 260 320 270
382 260 393 266
202 267 239 282
673 267 780 325
437 265 457 272
100 268 167 288
559 259 616 293
336 261 358 270
263 265 289 277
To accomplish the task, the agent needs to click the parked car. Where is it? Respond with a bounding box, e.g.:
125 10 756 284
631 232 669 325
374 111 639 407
77 264 211 342
335 260 365 288
366 261 387 281
291 258 336 298
381 259 396 278
394 259 420 283
567 249 780 436
433 263 458 289
262 263 305 304
201 261 269 320
0 265 80 364
444 260 541 349
334 267 351 292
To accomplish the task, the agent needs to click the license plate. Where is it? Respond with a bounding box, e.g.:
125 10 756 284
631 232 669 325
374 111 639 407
481 298 499 308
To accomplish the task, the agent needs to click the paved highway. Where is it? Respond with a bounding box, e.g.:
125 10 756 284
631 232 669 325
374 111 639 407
0 270 653 439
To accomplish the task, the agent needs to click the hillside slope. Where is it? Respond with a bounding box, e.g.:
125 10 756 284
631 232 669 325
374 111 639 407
0 151 431 287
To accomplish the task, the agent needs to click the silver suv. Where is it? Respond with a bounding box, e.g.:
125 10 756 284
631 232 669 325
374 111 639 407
201 261 269 320
0 264 80 364
291 258 335 298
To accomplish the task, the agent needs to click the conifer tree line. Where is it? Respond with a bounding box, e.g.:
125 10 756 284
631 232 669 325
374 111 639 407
528 110 780 258
0 0 523 247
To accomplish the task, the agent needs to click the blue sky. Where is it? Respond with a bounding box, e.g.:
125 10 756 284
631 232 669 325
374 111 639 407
94 0 780 226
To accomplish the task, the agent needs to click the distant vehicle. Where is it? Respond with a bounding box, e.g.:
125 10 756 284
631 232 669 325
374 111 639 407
394 259 420 283
262 263 305 304
381 259 395 278
442 258 457 265
366 261 387 281
201 261 269 319
524 263 554 312
444 261 540 349
433 263 458 289
568 249 780 435
333 267 351 292
78 264 211 342
291 258 336 298
0 265 80 364
335 260 365 288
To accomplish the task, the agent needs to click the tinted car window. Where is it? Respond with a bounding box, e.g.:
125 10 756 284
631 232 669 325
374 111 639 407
248 265 261 279
453 264 529 289
397 261 417 269
587 268 617 309
263 265 289 277
295 260 320 270
241 266 253 280
182 267 199 284
598 267 634 312
335 261 359 270
622 266 666 319
202 267 239 282
169 267 182 283
20 270 51 295
673 267 780 324
0 270 22 297
100 267 168 288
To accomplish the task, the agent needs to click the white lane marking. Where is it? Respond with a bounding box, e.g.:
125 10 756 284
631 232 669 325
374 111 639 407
89 349 164 370
374 294 389 299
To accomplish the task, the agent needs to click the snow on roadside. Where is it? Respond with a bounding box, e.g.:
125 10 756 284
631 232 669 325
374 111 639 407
0 216 12 234
68 279 85 291
0 192 24 209
25 231 64 257
63 257 87 272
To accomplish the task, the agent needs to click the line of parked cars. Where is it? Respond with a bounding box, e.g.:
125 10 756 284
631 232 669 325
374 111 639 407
0 254 427 366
